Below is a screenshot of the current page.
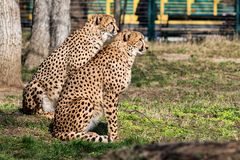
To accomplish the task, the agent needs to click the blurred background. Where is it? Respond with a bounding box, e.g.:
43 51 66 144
19 0 238 41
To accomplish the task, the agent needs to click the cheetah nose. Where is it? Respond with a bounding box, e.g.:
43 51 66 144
145 45 149 50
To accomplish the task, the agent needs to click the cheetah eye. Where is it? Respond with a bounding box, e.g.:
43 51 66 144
136 40 143 46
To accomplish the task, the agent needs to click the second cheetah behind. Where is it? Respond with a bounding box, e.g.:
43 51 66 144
22 14 118 117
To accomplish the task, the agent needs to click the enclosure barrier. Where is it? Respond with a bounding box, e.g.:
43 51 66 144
19 0 239 39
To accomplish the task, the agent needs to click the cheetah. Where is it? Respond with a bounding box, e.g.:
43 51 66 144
22 14 119 116
52 30 148 142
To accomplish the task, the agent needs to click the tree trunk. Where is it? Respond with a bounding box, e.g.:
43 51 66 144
114 0 121 29
121 0 128 29
50 0 71 51
94 142 240 160
0 0 22 87
24 0 51 69
25 0 70 69
70 0 89 30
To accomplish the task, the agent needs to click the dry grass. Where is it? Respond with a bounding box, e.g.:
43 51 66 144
151 35 240 58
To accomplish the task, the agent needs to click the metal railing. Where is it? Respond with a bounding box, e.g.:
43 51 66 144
19 0 238 39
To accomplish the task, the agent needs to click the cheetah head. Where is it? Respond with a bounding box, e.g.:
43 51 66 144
88 14 119 42
115 30 148 56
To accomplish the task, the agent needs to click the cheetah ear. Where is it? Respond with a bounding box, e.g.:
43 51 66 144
95 16 102 25
123 32 131 42
90 15 102 25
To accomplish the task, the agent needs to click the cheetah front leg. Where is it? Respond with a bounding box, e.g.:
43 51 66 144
22 80 55 119
103 92 119 142
23 80 44 114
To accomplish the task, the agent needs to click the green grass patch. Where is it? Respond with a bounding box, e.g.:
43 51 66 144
0 136 146 160
151 36 240 58
119 100 240 142
133 55 240 90
21 67 38 82
1 42 240 159
0 103 18 112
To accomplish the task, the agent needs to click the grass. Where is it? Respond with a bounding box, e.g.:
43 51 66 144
0 136 142 159
1 36 240 159
119 100 239 142
152 35 240 58
21 66 38 82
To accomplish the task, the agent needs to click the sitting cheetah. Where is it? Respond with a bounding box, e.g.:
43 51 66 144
22 14 118 116
52 30 148 142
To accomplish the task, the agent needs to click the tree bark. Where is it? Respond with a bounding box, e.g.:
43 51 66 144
24 0 51 69
25 0 51 69
114 0 121 29
93 142 240 160
0 0 22 87
70 0 89 30
50 0 71 51
24 0 71 69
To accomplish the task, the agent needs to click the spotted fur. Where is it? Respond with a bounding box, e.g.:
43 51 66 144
22 14 119 117
52 31 148 142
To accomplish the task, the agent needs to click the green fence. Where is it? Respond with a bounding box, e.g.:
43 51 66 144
20 0 239 39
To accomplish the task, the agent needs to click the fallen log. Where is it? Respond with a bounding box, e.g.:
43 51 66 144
92 142 240 160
